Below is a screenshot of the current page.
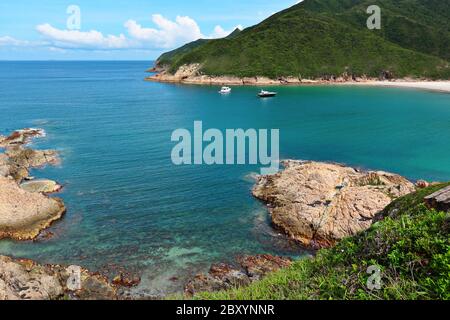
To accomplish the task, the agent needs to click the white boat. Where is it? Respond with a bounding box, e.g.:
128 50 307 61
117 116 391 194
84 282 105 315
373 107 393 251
219 86 231 94
258 90 277 98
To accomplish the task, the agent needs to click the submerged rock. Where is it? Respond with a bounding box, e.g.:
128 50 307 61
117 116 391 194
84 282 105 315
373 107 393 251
112 273 141 288
0 255 117 300
237 254 292 280
184 255 292 295
0 176 65 240
20 179 62 194
253 160 415 248
0 128 45 148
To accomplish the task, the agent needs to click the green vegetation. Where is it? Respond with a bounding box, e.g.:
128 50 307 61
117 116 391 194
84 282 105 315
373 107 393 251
196 183 450 300
156 0 450 79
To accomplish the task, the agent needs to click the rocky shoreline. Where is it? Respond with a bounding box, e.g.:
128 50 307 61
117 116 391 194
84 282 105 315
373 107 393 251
0 128 439 299
146 64 450 93
184 254 292 296
0 255 117 300
146 64 378 86
182 160 428 296
0 129 65 240
0 128 140 300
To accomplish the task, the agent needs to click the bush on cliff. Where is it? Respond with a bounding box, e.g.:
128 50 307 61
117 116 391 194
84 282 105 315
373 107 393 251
197 183 450 300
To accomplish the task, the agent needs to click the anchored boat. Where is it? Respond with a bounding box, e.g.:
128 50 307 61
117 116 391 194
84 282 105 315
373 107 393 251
219 86 231 94
258 90 277 98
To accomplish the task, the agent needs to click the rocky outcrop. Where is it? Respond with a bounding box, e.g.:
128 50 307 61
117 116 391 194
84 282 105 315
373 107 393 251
0 128 64 240
0 255 117 300
253 160 415 248
0 129 59 182
184 255 292 295
0 176 65 240
2 146 59 182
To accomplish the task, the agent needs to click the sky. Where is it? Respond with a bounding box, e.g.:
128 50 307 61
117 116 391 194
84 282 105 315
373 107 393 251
0 0 302 60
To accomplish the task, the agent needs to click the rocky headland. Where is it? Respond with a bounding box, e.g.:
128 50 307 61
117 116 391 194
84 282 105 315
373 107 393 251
146 64 376 86
0 128 65 240
146 64 450 93
252 160 416 248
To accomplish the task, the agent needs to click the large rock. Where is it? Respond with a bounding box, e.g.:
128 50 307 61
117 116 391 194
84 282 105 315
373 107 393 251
185 255 292 295
20 179 62 194
0 255 117 300
253 160 415 248
0 176 65 240
424 185 450 212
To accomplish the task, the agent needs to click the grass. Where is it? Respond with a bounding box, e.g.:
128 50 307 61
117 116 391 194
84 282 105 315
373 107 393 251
193 183 450 300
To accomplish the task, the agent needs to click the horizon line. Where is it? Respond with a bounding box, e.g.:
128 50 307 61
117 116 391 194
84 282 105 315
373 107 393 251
0 59 155 62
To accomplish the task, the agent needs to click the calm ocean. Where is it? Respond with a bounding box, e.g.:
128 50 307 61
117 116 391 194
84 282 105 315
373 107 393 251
0 61 449 295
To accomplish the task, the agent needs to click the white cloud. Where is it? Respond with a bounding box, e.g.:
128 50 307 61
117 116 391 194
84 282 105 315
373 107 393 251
124 14 203 49
36 23 132 50
3 14 243 52
0 36 32 47
209 25 243 39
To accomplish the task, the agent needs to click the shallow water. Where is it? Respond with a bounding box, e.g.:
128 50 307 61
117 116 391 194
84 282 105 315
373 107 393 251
0 61 449 295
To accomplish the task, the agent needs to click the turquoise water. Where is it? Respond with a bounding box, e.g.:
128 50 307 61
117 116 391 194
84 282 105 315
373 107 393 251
0 61 449 295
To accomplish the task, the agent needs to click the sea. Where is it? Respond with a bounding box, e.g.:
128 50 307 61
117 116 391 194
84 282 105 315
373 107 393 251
0 61 449 295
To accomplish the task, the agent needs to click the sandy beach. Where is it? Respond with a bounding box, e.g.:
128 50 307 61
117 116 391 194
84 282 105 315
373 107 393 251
342 81 450 93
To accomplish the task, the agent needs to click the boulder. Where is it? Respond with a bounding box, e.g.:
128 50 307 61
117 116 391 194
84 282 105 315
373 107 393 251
416 180 430 189
20 179 62 194
253 160 415 248
0 176 65 240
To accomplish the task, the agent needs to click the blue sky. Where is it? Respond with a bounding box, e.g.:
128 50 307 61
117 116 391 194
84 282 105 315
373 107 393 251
0 0 301 60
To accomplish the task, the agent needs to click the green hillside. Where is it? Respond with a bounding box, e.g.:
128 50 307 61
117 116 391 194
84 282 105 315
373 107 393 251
155 0 450 79
196 183 450 300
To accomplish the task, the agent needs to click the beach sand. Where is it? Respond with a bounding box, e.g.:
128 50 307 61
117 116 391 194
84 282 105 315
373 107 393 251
341 81 450 93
